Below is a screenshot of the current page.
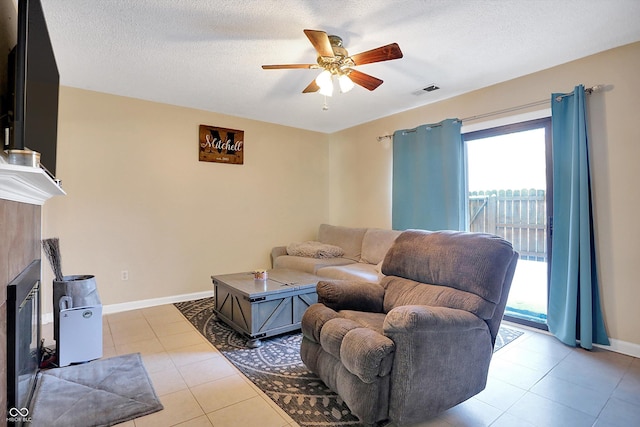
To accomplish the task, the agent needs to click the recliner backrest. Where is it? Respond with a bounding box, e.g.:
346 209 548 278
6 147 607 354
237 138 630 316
381 230 518 337
381 276 498 320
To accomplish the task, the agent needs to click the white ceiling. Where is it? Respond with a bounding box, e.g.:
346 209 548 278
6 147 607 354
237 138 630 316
41 0 640 133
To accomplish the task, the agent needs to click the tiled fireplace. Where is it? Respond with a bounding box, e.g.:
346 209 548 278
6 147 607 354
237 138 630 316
1 198 41 421
1 164 65 420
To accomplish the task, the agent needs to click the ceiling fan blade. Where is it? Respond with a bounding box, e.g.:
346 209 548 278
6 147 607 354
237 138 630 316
347 69 383 91
351 43 403 65
304 29 334 58
302 79 320 93
262 64 318 70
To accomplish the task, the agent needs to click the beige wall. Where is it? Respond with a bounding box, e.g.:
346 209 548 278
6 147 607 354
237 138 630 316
0 0 17 96
42 88 329 311
43 42 640 350
329 42 640 348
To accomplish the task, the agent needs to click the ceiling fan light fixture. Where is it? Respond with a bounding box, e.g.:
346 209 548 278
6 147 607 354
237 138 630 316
338 74 355 93
316 70 334 96
319 84 333 97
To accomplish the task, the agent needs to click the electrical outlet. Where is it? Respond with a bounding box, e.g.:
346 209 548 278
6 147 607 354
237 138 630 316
121 270 129 281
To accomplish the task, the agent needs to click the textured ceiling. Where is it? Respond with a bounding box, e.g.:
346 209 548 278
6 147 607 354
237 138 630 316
40 0 640 133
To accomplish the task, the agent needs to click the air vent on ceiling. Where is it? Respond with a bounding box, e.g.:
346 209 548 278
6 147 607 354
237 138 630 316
412 84 440 95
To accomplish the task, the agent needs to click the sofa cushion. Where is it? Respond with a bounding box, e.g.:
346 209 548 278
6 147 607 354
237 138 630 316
317 262 381 283
274 255 355 274
340 310 387 335
318 224 368 261
360 229 402 265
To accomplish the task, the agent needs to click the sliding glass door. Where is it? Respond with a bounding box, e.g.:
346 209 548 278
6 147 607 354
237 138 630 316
464 118 552 328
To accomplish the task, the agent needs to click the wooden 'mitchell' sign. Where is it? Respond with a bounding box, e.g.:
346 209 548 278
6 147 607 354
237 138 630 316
199 125 244 165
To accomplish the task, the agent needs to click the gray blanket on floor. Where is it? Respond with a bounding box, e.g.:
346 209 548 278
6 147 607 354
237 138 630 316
28 353 163 427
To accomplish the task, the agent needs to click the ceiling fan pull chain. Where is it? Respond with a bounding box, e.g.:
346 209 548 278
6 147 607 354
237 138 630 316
322 96 329 111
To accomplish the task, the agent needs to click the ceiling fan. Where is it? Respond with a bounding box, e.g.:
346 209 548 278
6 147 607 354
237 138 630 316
262 29 403 96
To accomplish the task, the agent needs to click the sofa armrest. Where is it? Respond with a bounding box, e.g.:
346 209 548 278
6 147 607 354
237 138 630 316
270 246 288 267
317 280 385 313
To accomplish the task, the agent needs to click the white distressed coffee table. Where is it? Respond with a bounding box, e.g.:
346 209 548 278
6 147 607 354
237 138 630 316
210 268 320 348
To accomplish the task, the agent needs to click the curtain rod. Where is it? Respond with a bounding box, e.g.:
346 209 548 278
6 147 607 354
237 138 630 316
376 84 604 142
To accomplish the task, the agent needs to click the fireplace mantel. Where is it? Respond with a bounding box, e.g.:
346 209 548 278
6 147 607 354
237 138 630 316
0 163 66 205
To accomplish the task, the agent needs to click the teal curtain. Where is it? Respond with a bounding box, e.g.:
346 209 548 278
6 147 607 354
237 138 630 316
392 118 464 231
548 85 609 349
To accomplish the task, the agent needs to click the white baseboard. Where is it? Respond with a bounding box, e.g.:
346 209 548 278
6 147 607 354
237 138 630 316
600 338 640 359
101 290 214 315
41 290 214 324
42 296 640 359
503 320 640 358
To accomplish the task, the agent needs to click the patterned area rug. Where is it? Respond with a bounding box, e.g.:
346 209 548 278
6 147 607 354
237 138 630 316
175 297 523 427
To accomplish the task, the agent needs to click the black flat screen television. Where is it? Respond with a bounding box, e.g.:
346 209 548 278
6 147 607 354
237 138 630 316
9 0 60 177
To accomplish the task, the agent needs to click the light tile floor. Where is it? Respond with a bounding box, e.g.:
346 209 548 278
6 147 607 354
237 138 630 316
42 304 640 427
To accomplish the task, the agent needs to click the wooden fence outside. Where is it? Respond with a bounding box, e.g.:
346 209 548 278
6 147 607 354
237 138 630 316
469 189 547 261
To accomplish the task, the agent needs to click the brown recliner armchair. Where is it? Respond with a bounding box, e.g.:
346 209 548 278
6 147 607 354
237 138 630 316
300 230 518 425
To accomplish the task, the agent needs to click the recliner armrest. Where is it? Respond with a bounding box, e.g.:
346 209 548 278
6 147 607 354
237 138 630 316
317 280 385 312
317 318 394 383
382 305 494 424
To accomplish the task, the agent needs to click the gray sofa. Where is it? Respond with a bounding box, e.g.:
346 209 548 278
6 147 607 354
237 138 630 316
271 224 401 283
300 229 519 425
